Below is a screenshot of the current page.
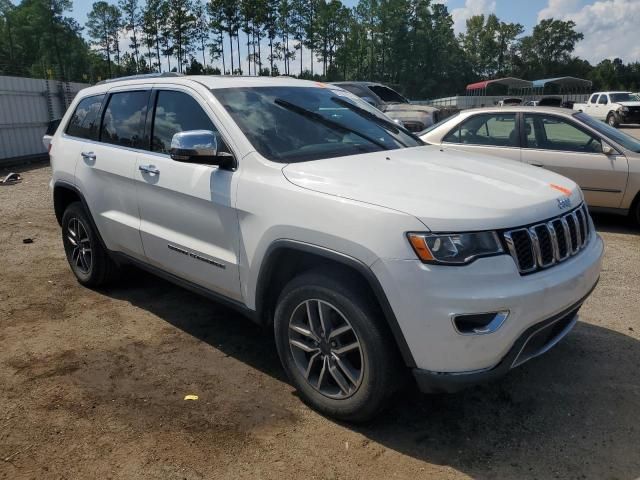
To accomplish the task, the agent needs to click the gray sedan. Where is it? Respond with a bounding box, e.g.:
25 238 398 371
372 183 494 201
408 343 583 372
421 106 640 223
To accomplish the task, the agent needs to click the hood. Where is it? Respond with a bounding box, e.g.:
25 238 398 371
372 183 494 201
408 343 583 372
618 101 640 107
282 146 582 232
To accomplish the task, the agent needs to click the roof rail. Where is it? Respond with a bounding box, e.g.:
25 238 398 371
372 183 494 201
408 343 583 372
96 72 183 85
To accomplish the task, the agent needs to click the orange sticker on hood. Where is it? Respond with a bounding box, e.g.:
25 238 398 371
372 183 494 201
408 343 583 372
550 184 572 196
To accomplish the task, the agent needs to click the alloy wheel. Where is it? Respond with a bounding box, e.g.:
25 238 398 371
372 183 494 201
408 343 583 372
288 299 364 399
67 217 92 274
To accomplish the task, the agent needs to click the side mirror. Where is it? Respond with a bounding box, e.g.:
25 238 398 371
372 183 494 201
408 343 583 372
601 142 615 155
170 130 234 168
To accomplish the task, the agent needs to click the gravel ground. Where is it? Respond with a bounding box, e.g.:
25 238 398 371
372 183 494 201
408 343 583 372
1 164 639 480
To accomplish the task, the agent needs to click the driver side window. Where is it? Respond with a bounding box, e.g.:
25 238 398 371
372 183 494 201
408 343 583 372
151 90 219 154
524 114 602 153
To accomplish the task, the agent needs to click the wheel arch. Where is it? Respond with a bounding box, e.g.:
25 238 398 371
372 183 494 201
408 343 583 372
53 181 109 250
255 240 416 368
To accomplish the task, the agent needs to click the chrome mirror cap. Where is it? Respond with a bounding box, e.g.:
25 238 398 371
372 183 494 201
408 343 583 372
170 130 218 161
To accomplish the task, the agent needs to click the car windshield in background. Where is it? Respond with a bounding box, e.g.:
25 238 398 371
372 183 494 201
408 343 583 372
610 93 635 103
213 86 422 162
575 112 640 153
367 85 408 104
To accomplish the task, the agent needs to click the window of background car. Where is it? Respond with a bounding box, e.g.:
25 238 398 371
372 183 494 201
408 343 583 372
151 90 217 154
598 95 609 105
576 112 640 153
65 95 104 140
443 113 518 147
100 91 149 148
589 93 599 103
524 114 602 153
610 93 634 103
367 85 407 104
212 86 422 163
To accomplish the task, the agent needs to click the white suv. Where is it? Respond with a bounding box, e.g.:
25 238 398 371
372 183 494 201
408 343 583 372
49 74 603 422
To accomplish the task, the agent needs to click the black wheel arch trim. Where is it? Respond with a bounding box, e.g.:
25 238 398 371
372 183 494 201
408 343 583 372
255 239 417 368
53 180 110 252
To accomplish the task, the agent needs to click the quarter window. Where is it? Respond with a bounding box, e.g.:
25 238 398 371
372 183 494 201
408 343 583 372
65 95 104 140
100 91 149 148
443 113 518 147
524 115 602 153
151 90 216 154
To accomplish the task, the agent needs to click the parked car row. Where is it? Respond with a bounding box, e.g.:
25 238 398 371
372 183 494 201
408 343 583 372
421 106 640 224
47 74 605 422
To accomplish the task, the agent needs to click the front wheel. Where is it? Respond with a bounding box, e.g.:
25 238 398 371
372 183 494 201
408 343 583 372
274 270 402 422
607 113 619 128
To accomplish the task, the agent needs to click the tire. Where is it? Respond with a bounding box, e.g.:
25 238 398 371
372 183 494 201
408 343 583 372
607 113 619 128
274 269 402 422
61 202 118 287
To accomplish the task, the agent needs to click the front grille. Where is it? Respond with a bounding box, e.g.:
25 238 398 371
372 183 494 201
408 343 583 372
503 204 592 275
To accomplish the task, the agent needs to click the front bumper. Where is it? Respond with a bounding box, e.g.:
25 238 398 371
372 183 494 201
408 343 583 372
371 232 603 375
412 292 587 393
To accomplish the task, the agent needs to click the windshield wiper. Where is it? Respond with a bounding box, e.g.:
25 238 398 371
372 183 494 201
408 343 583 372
331 96 421 147
274 98 392 151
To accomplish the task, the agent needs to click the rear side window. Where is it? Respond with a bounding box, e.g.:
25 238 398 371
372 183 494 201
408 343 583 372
598 95 608 105
589 94 599 103
65 95 104 140
100 91 149 148
151 90 216 154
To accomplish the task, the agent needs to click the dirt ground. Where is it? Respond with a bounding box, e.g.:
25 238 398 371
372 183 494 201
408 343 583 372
1 163 639 480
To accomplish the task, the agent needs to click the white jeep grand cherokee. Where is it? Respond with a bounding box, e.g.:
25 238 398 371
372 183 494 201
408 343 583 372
49 74 603 422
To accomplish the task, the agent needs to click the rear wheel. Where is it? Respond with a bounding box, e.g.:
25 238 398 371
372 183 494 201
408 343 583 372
61 202 118 287
274 270 402 422
607 113 619 128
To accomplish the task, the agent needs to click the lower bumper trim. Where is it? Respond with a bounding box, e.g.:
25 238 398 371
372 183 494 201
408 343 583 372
412 282 598 394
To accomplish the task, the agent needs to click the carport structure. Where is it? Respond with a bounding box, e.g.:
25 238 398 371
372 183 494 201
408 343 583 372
465 77 533 107
530 76 593 103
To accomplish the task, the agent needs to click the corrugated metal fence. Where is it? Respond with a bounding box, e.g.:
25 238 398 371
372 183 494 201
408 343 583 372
0 75 90 166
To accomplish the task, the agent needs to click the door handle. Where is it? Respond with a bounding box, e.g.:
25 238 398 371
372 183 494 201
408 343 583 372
138 164 160 175
81 151 96 161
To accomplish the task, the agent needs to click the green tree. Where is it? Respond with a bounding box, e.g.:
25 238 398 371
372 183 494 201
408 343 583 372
87 1 120 77
519 18 584 76
119 0 141 72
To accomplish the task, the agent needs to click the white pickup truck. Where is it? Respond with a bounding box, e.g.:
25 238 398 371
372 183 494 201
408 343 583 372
574 91 640 127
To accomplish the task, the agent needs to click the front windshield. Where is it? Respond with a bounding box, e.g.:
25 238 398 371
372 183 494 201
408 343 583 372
575 112 640 153
610 93 635 103
212 86 423 163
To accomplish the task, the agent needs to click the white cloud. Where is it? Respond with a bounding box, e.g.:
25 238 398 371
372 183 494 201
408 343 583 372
538 0 640 63
451 0 497 34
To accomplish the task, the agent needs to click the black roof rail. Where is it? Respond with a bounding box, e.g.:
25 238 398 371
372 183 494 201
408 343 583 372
96 72 184 85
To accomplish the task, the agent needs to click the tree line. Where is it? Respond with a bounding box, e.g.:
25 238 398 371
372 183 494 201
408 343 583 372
1 0 640 100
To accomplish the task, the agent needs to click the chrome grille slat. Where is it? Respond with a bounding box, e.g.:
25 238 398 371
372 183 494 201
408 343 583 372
503 204 592 275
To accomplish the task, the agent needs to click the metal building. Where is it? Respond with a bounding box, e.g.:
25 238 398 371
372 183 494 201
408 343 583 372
0 75 89 166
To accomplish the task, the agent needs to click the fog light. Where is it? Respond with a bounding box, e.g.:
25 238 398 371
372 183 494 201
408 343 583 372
452 311 509 335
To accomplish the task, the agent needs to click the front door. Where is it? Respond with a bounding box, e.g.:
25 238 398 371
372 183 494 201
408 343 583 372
521 113 629 208
134 87 241 300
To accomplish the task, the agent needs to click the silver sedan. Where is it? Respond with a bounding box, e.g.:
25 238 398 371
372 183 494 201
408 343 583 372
420 106 640 223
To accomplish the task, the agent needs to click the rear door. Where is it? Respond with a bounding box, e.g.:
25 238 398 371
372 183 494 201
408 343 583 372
440 112 522 162
521 113 628 208
73 87 151 258
134 85 241 300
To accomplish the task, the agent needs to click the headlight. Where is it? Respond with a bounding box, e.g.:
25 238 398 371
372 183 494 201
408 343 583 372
407 231 504 265
620 106 629 113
